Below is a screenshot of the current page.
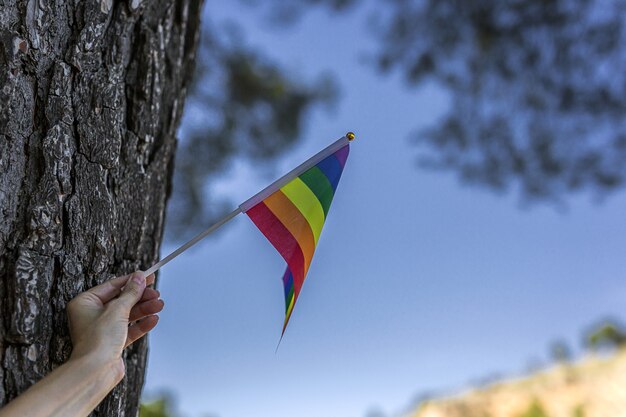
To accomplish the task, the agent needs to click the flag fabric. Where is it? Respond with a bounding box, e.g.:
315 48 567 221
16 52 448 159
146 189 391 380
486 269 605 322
240 138 350 335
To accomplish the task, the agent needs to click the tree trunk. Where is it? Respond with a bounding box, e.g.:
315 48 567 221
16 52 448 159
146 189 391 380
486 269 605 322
0 0 203 415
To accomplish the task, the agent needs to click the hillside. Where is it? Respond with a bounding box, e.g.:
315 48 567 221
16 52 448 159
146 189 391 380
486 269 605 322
409 349 626 417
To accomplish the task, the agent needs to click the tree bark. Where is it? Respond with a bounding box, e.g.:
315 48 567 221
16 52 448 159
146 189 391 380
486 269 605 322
0 0 203 415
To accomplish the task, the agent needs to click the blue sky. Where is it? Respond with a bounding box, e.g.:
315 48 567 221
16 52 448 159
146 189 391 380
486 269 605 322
143 4 626 417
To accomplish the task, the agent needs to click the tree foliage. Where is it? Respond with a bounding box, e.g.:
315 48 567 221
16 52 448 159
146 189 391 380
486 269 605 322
250 0 626 201
140 397 175 417
171 0 626 236
168 21 334 239
379 0 626 201
549 339 572 363
584 319 626 351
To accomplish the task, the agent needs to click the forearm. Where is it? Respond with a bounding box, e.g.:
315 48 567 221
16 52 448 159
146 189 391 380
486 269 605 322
0 354 123 417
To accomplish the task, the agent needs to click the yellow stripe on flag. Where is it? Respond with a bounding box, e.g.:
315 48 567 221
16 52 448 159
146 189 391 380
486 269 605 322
286 296 295 319
281 178 325 245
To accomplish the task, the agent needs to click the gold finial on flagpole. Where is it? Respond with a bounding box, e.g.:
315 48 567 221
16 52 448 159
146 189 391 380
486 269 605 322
346 132 355 141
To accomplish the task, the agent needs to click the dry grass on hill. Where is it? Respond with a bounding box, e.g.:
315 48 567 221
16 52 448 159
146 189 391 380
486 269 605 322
409 349 626 417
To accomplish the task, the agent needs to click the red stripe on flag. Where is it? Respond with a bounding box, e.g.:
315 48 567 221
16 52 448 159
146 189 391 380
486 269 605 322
246 201 306 296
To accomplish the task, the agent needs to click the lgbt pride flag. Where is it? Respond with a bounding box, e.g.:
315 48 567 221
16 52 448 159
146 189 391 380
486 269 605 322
239 135 351 334
145 133 353 338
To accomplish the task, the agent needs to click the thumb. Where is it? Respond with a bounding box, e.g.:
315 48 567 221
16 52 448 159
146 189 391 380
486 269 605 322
115 271 146 313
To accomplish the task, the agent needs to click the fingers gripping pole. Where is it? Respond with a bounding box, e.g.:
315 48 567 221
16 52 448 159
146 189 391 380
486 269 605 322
144 207 242 276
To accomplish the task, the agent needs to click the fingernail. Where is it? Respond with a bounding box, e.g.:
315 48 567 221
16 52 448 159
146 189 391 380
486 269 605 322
132 271 145 285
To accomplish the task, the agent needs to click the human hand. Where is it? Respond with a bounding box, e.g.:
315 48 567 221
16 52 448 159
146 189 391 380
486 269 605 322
0 272 164 417
66 271 164 378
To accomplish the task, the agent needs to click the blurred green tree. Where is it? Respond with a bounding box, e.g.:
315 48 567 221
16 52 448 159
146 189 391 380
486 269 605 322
517 399 550 417
140 396 176 417
173 0 626 238
168 23 334 239
572 404 586 417
584 319 626 351
240 0 626 202
549 340 572 363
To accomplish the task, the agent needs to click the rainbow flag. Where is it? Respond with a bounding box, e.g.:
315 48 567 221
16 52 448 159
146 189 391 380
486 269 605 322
239 136 351 335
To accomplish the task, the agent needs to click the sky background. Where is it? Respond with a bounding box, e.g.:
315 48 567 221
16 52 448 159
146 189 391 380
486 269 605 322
143 3 626 417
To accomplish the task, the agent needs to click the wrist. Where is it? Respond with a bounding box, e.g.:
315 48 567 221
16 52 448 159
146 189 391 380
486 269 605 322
68 352 125 388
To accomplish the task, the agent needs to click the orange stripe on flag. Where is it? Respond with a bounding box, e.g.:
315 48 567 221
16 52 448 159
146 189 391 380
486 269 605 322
264 191 317 274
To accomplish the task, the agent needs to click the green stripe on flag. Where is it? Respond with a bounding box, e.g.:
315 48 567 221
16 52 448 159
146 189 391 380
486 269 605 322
299 166 335 218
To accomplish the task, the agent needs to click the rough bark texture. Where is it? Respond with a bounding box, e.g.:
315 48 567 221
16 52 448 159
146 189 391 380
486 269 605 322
0 0 203 415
